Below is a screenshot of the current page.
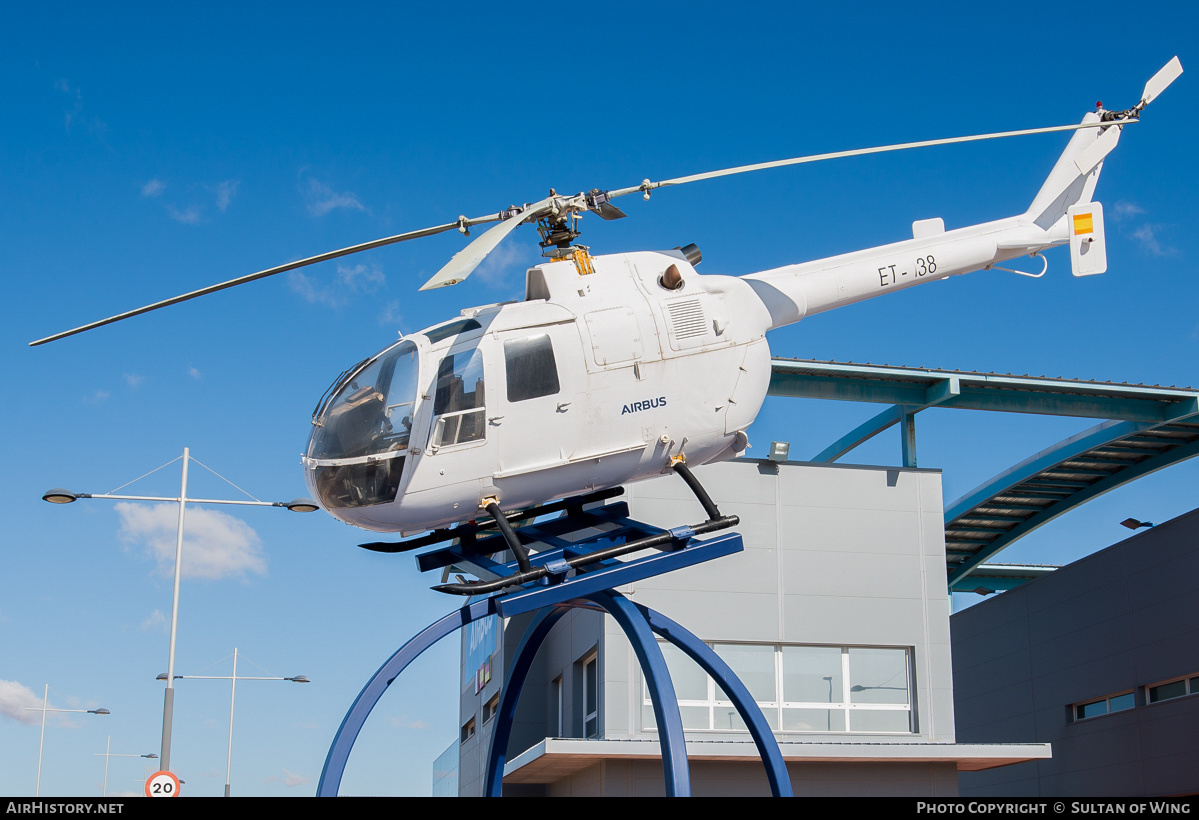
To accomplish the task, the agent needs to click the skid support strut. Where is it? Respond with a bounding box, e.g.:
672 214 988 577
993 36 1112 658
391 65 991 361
483 500 532 574
432 460 737 596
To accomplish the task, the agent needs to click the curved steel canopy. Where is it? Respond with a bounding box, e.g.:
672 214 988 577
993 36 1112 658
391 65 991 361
767 359 1199 589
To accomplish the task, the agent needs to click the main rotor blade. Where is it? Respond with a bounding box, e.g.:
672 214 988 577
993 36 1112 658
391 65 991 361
419 198 551 291
30 217 499 346
607 119 1136 200
1141 56 1182 107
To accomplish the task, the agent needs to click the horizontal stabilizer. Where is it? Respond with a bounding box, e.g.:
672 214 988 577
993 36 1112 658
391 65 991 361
1068 202 1107 277
1074 124 1120 175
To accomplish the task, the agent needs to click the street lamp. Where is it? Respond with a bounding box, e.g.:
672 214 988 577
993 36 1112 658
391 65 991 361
42 447 317 772
159 647 309 797
25 684 109 796
1121 517 1155 530
93 736 156 797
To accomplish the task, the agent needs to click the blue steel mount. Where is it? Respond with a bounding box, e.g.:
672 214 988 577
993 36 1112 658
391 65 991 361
359 461 740 598
318 470 793 796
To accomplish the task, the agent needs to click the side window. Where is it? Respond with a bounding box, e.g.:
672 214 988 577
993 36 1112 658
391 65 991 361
583 653 599 738
504 334 561 403
432 349 486 448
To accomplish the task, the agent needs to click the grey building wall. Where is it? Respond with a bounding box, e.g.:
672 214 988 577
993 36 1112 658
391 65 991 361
541 760 960 797
953 507 1199 797
457 457 962 796
613 458 956 746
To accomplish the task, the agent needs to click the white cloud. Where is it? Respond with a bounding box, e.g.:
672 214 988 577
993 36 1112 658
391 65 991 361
115 502 267 581
1111 200 1145 221
1132 223 1175 257
263 769 314 787
378 299 403 327
84 389 110 404
303 177 365 217
389 714 430 730
1107 201 1176 257
290 262 385 308
124 373 143 388
141 609 167 632
472 236 533 290
287 270 335 306
187 366 201 379
283 770 311 788
0 680 43 725
147 179 236 222
210 179 240 212
167 204 203 224
56 79 107 137
337 262 385 292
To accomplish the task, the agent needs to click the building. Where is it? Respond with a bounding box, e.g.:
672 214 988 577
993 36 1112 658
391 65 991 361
953 506 1199 797
453 458 1045 796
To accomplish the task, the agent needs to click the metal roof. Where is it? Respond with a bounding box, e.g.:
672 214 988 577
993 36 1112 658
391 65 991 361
767 359 1199 590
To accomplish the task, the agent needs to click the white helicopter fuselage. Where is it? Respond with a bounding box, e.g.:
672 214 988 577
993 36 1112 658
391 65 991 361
302 112 1113 533
304 251 774 533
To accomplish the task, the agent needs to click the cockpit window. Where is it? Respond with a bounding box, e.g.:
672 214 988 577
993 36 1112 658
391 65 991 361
424 318 482 345
306 340 419 509
309 340 418 461
431 348 486 448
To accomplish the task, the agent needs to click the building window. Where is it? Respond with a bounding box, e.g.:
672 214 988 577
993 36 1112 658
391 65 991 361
583 654 599 738
1072 691 1135 721
642 642 914 734
552 676 563 738
483 693 499 724
1147 674 1199 705
460 717 475 742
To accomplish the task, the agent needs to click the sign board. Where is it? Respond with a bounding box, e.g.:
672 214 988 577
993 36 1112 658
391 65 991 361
145 770 180 798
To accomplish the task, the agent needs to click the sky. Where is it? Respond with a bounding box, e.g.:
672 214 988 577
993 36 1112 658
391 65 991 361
2 1 1196 798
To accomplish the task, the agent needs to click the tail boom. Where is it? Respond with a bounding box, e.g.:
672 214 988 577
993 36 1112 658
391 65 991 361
741 216 1062 331
742 111 1124 331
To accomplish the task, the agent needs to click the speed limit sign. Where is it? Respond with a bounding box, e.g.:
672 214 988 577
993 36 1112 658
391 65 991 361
145 770 181 797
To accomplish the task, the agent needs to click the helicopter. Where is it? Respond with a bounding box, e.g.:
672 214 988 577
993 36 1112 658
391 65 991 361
31 58 1181 594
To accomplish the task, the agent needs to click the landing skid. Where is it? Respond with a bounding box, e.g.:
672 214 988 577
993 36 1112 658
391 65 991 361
357 462 739 598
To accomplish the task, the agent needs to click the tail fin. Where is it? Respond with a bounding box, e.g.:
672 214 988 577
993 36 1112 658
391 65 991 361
1025 112 1112 230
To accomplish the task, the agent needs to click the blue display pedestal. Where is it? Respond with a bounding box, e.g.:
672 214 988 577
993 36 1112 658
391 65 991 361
317 504 791 797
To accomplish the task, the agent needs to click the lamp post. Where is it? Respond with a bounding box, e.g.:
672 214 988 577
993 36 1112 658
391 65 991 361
159 647 309 797
25 684 109 796
93 736 157 797
43 447 318 772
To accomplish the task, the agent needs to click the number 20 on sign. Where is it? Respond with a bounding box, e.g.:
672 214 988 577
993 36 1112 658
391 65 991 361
145 771 180 798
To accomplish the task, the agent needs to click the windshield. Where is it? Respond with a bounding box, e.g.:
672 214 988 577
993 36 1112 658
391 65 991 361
305 340 421 509
309 340 419 461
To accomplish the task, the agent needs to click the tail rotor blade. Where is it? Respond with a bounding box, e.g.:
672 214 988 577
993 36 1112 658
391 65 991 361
1141 56 1183 108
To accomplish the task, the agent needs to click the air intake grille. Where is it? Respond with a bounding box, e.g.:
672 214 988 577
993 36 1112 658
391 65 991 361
667 299 707 340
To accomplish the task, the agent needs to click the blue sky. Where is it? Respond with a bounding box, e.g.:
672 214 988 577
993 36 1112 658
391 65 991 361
3 1 1196 797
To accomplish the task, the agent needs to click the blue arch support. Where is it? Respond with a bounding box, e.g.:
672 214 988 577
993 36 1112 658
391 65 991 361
316 597 499 797
483 591 691 796
641 605 792 797
483 591 792 797
319 591 790 797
